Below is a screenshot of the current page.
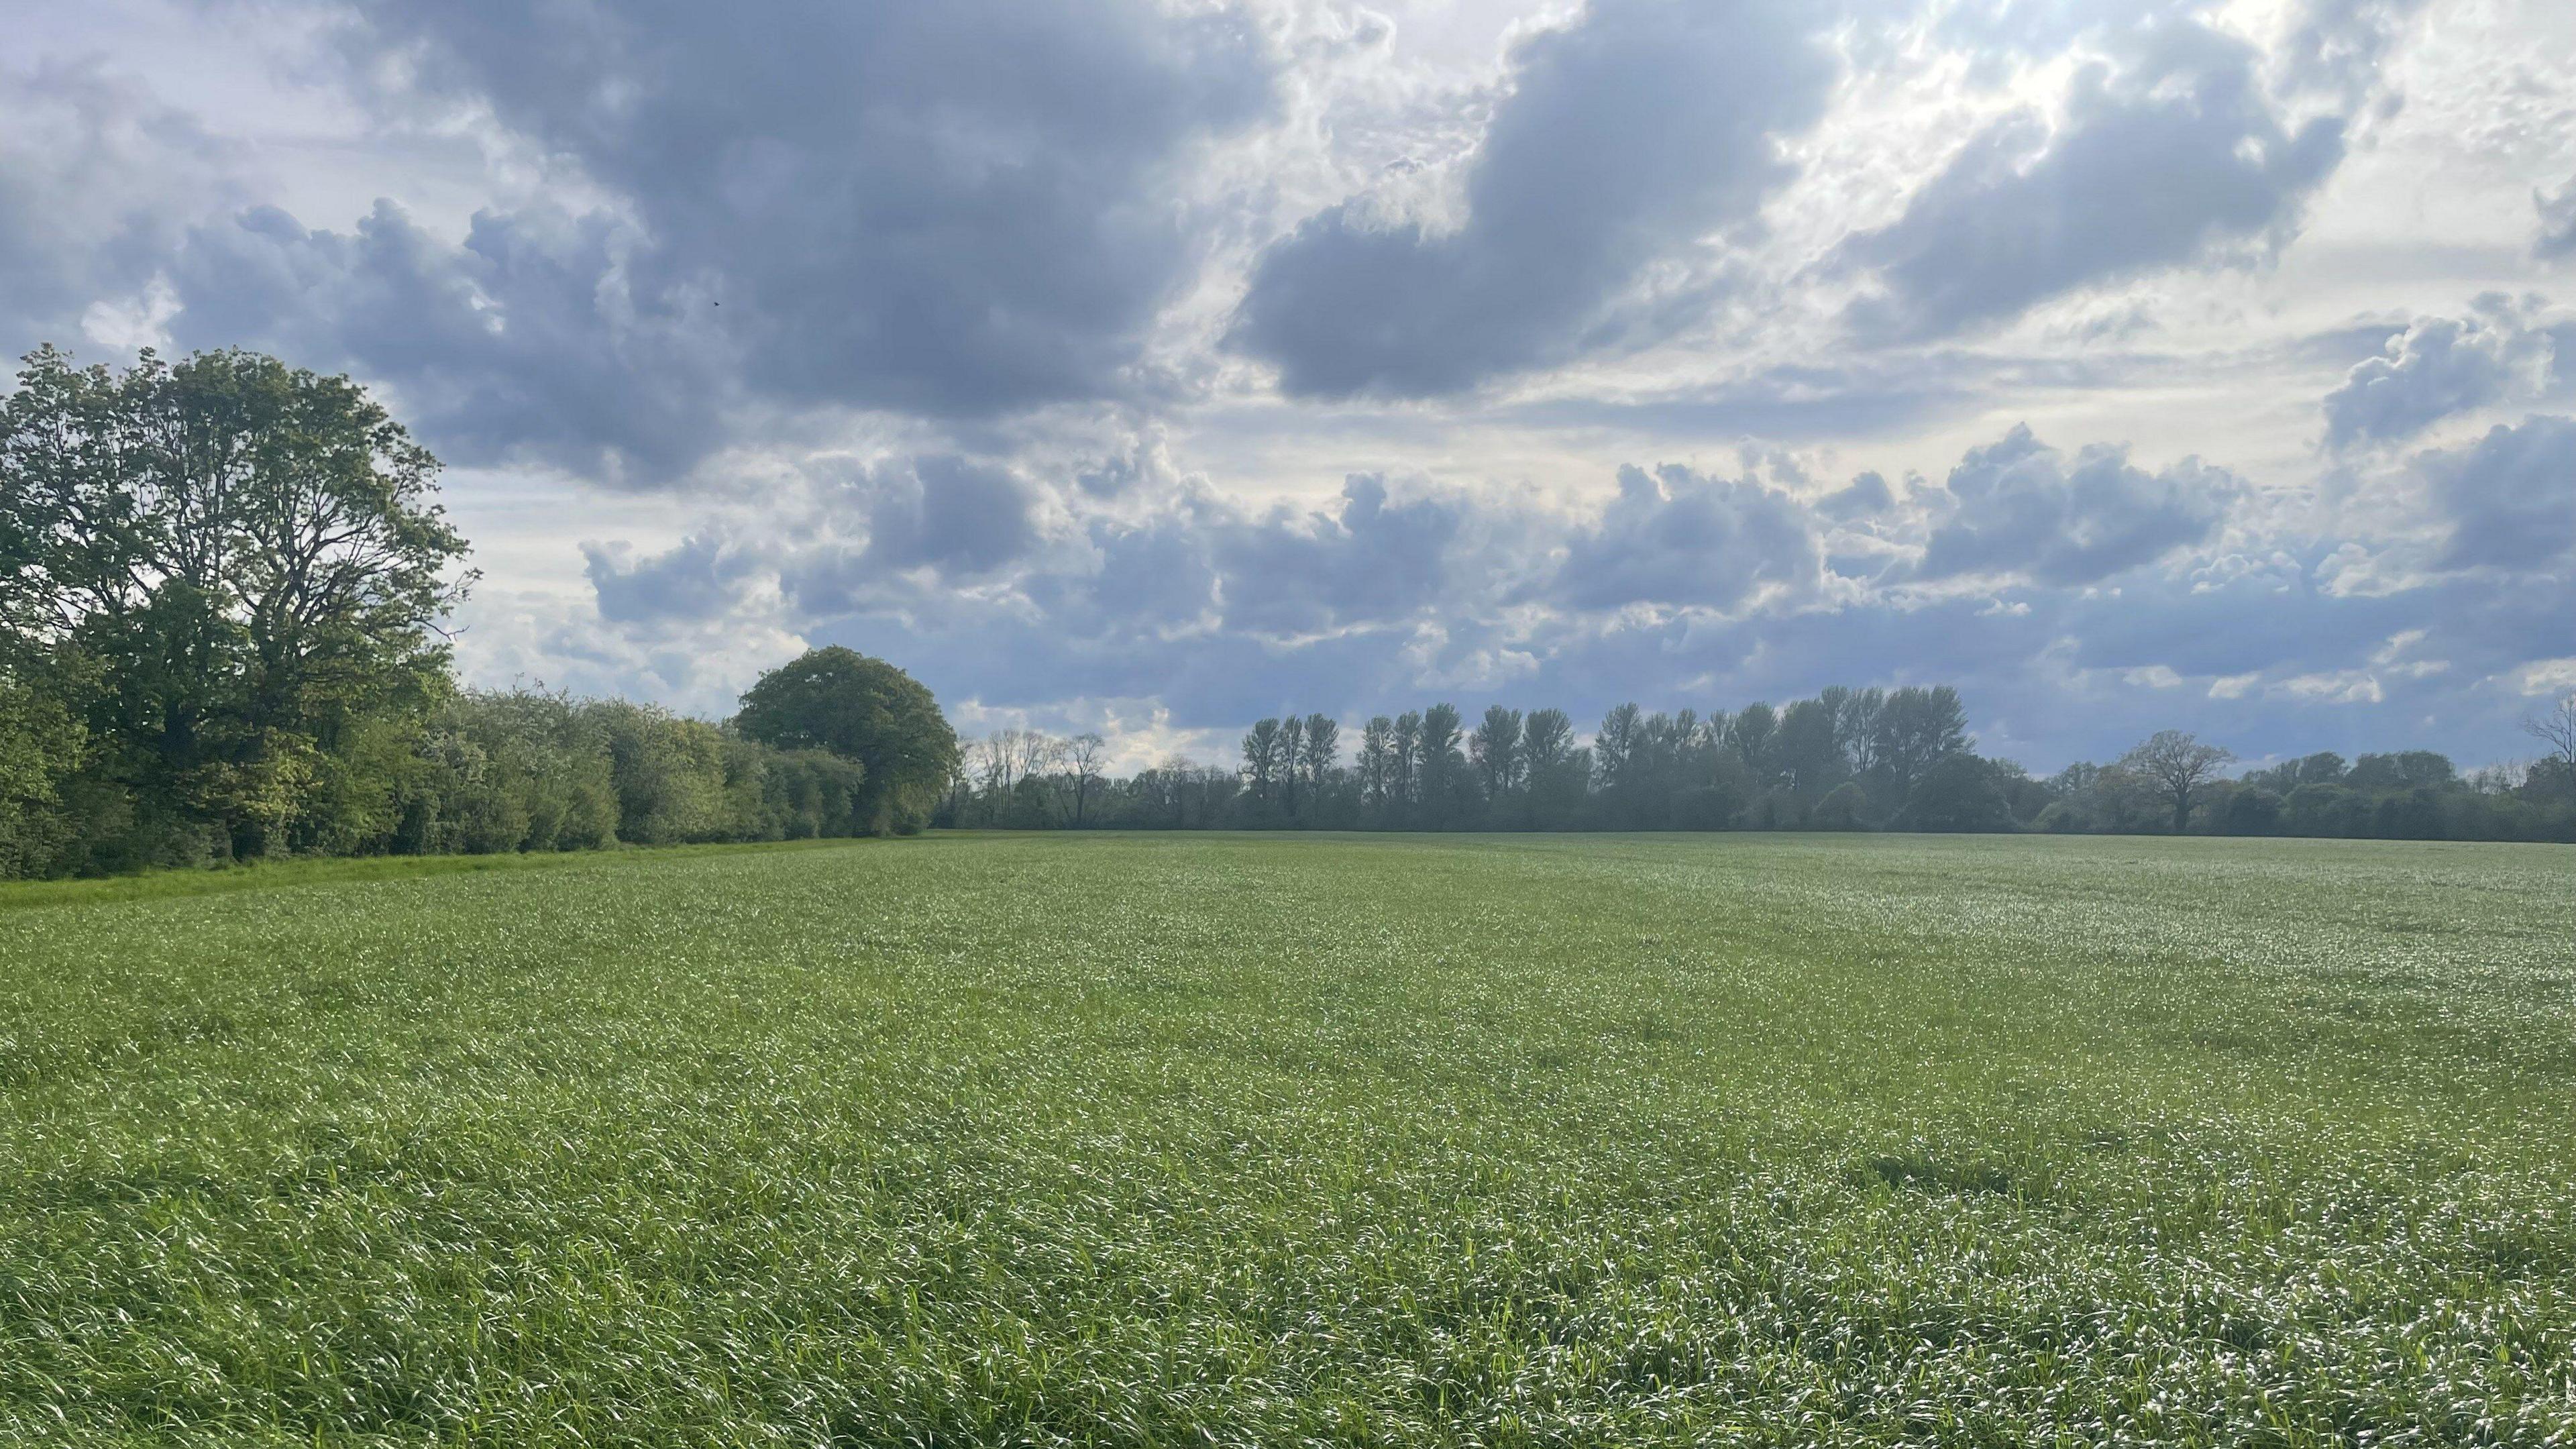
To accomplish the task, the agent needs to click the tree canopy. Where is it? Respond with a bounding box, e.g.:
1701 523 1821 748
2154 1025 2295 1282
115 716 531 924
733 647 959 835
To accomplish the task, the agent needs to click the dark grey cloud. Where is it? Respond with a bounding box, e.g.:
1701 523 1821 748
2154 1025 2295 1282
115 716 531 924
1214 474 1473 635
166 201 724 481
1228 0 1836 398
1845 18 2346 339
326 0 1273 419
855 456 1039 578
1547 464 1818 610
0 61 222 350
2424 415 2576 570
584 532 761 625
1915 424 2237 586
2321 300 2563 449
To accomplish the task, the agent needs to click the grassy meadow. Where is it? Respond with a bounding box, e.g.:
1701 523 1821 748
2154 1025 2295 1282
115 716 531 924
2 832 2570 1446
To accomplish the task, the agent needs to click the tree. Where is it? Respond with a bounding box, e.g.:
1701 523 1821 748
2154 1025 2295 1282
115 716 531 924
2118 729 2236 833
1723 703 1776 786
1280 714 1307 815
1299 714 1339 799
1065 732 1107 826
733 646 958 834
2 345 471 860
1523 709 1572 774
1470 705 1522 801
1870 686 1968 804
1417 704 1464 824
1772 697 1847 800
1898 753 2014 833
1593 703 1642 794
2524 692 2576 772
1358 716 1394 810
1390 710 1421 811
1240 718 1286 805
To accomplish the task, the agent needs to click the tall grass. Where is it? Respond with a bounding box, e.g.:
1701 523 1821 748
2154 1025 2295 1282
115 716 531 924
2 833 2568 1445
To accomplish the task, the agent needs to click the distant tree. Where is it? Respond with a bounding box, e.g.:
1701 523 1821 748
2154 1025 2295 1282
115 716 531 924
733 646 957 834
2221 786 2282 836
1522 709 1573 773
1299 714 1339 800
1521 708 1580 828
2119 729 2236 833
1417 703 1465 824
1281 714 1307 815
1870 686 1968 805
1065 732 1107 826
1391 710 1421 811
1725 703 1778 787
1358 716 1394 810
2349 750 2455 792
1240 718 1286 806
1813 780 1869 830
1593 702 1642 794
1827 686 1885 777
1899 753 2015 833
1470 705 1523 800
2523 693 2575 771
1773 697 1847 800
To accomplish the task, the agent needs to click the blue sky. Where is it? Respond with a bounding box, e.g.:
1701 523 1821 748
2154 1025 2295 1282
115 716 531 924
8 0 2573 771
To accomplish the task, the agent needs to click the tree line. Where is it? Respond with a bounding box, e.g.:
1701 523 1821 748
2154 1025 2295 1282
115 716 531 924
942 694 2576 843
0 347 957 879
7 347 2569 879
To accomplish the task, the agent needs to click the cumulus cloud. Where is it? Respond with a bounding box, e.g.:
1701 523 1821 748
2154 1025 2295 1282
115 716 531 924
321 0 1273 421
1228 0 1837 397
0 61 228 351
166 201 728 481
1214 475 1475 635
1845 18 2347 339
584 532 764 625
1546 464 1819 611
1913 425 2238 586
2421 415 2576 571
2321 299 2564 449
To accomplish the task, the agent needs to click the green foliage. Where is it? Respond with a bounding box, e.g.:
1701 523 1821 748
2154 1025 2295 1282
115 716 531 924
2 833 2569 1444
399 689 870 855
1897 751 2016 831
0 667 88 877
734 646 955 835
1 345 468 871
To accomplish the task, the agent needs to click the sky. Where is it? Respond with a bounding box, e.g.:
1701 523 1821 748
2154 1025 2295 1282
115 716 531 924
7 0 2573 773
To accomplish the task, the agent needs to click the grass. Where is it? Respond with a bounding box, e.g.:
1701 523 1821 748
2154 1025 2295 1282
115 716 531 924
1 831 2569 1446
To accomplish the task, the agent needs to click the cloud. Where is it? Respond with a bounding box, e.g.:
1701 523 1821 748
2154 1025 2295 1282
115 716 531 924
1845 18 2346 339
2275 0 2433 108
853 456 1040 578
1213 474 1475 636
2320 299 2564 449
1228 0 1837 397
2539 174 2576 262
0 60 228 352
1913 424 2238 586
1546 464 1819 611
2422 415 2576 571
165 201 729 482
1819 470 1897 521
321 0 1273 421
584 532 763 625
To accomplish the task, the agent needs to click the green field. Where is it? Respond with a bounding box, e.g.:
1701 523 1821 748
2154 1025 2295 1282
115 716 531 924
3 834 2570 1446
